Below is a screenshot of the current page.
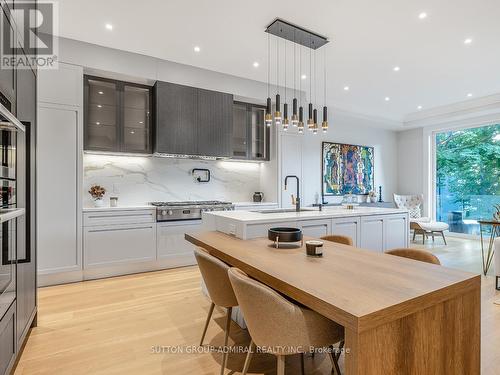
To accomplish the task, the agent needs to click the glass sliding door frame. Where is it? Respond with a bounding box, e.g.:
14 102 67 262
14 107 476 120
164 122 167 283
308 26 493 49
428 120 500 239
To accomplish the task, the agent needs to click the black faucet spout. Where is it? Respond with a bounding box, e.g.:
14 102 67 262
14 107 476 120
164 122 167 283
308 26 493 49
284 175 301 212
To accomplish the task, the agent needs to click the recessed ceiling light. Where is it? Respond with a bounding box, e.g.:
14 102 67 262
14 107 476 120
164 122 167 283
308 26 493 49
194 46 201 52
97 104 102 108
467 93 473 97
139 121 144 124
98 91 103 95
105 23 113 31
385 97 391 101
301 74 307 80
344 86 350 91
96 122 100 125
253 61 259 68
418 12 428 19
393 66 400 72
130 131 135 134
417 105 423 110
464 38 473 45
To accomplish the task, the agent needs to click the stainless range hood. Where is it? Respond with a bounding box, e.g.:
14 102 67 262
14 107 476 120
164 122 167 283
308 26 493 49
0 102 25 132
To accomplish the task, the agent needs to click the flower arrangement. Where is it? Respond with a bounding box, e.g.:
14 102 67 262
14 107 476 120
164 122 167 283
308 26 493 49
88 185 106 200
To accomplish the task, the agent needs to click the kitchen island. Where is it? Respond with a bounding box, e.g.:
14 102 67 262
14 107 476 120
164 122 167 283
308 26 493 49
186 231 480 375
202 206 410 252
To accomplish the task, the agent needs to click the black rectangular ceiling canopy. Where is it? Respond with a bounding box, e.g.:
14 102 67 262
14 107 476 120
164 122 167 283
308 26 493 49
265 18 329 50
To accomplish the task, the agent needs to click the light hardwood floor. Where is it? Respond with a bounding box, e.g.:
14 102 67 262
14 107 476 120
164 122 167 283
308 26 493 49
15 237 500 375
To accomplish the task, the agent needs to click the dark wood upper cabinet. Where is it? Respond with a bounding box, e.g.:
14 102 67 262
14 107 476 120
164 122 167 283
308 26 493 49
84 75 152 154
154 81 197 155
232 102 269 161
197 88 232 157
154 81 233 158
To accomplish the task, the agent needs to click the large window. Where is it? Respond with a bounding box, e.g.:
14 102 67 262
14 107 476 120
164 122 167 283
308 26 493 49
435 124 500 235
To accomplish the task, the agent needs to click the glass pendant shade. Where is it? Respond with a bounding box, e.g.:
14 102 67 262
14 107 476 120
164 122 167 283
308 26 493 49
274 94 282 124
298 106 304 133
291 98 299 126
322 106 328 132
283 103 289 131
313 108 318 134
265 97 273 126
307 103 314 130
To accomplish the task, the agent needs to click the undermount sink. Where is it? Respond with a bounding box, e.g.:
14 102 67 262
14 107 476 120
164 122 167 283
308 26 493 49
257 208 315 214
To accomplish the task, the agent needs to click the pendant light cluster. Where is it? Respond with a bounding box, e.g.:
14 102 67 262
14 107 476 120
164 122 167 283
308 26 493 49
265 18 330 134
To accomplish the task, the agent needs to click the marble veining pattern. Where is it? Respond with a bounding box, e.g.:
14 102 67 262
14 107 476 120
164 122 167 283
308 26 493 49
83 154 262 206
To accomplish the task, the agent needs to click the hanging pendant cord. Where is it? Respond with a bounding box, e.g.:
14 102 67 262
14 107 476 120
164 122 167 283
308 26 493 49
309 38 312 103
324 46 326 106
284 39 287 101
267 32 270 98
276 36 279 94
299 45 302 105
293 31 296 98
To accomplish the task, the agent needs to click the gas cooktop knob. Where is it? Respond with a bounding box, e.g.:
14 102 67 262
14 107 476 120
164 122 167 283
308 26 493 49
161 210 167 216
167 210 173 215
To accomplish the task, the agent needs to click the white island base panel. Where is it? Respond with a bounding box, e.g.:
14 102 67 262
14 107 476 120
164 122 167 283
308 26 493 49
202 206 410 252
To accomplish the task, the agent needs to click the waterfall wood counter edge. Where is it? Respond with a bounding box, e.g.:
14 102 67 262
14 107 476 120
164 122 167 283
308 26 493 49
186 231 481 375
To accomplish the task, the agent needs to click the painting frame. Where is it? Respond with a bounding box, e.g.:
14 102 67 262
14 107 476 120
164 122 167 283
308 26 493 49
321 141 374 196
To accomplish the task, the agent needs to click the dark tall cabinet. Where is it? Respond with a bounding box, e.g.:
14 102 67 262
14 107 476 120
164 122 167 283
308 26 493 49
15 64 37 348
154 81 233 157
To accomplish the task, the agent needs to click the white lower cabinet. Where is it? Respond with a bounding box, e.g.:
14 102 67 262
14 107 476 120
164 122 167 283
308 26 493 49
360 216 385 252
331 217 360 246
384 215 408 249
360 214 408 252
84 223 156 268
157 220 201 268
298 219 331 238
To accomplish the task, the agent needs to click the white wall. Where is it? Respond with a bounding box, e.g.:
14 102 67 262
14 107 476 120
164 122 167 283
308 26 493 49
297 112 399 207
396 127 424 196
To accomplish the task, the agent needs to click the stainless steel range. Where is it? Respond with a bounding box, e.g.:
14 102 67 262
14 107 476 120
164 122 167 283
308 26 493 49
151 201 235 221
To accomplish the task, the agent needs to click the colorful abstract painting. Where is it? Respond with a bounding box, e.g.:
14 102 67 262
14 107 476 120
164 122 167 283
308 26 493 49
322 142 374 195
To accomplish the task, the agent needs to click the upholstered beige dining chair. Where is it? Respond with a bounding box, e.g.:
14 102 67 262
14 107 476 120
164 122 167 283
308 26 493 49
194 247 238 375
393 194 449 245
321 235 353 246
228 267 345 375
386 248 441 265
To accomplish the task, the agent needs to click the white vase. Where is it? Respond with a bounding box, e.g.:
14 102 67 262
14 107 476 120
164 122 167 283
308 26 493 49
93 198 104 207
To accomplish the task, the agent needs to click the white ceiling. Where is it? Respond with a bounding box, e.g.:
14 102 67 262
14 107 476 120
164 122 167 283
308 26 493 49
57 0 500 122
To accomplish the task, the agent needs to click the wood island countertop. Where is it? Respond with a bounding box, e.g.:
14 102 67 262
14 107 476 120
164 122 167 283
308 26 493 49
186 231 481 375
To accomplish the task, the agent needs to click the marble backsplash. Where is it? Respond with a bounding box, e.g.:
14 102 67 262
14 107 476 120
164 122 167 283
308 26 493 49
83 154 263 207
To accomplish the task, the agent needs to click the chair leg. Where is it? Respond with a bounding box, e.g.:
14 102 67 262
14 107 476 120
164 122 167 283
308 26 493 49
328 342 343 375
277 355 285 375
441 231 447 245
412 230 416 241
242 340 255 375
300 353 305 375
200 302 215 346
220 307 232 375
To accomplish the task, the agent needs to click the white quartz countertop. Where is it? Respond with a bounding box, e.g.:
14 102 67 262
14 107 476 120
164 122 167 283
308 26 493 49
204 206 408 224
233 202 279 206
83 205 155 212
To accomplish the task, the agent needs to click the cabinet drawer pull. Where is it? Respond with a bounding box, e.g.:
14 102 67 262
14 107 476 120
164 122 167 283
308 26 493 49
87 213 152 219
88 226 153 233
